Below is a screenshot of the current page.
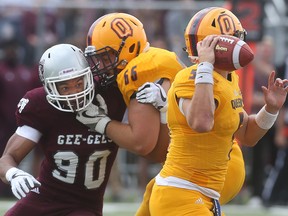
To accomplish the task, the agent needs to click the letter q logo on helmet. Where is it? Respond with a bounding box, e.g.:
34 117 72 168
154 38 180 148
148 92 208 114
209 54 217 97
111 17 133 39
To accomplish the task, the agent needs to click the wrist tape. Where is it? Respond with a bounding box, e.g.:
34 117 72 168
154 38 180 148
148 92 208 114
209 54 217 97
255 106 279 130
160 112 167 124
195 62 214 85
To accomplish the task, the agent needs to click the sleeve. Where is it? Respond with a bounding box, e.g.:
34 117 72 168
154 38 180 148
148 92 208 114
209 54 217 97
15 90 51 134
173 69 196 100
16 125 42 143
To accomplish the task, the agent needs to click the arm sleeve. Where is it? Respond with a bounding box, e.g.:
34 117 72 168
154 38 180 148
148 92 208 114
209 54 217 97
16 125 42 143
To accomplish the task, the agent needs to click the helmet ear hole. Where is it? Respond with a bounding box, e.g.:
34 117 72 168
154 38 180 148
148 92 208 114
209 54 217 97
211 19 216 27
129 44 135 53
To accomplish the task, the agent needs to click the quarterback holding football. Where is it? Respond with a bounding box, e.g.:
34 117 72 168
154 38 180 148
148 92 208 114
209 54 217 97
148 7 288 216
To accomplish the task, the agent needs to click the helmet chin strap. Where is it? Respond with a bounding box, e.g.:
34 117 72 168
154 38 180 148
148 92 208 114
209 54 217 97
117 37 127 56
118 42 150 68
143 42 150 52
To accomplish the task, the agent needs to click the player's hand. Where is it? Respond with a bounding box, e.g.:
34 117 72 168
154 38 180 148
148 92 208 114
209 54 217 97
136 82 167 113
262 71 288 114
136 82 168 124
76 94 111 134
5 167 41 199
197 35 219 64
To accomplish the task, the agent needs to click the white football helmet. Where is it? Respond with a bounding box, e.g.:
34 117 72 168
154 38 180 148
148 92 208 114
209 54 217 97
39 44 95 112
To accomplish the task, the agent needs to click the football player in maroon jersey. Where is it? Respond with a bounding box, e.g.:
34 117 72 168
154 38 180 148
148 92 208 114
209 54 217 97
0 43 126 216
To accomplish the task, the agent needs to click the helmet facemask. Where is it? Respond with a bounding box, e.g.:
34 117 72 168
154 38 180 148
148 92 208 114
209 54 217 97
85 43 125 88
44 68 95 112
233 29 247 42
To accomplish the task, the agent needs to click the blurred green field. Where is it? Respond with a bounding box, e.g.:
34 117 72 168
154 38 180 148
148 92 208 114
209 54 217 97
1 200 288 216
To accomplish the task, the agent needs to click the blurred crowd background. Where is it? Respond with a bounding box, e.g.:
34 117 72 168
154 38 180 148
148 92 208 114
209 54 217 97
0 0 288 208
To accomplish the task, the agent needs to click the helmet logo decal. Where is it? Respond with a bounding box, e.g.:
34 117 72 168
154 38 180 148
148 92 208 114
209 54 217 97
59 68 74 75
111 18 133 39
17 98 29 113
218 14 236 35
39 59 45 83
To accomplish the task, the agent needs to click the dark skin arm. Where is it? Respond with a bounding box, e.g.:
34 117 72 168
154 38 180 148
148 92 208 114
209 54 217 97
0 133 36 184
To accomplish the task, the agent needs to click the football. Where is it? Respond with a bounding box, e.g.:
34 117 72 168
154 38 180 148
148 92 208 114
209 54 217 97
214 35 254 71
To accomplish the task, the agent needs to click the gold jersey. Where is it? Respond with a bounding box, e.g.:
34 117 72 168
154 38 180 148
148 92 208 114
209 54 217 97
161 64 244 193
116 47 185 105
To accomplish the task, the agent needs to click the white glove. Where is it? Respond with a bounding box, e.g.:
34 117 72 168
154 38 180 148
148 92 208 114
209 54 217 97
76 94 111 134
136 82 167 112
136 82 167 124
5 167 41 199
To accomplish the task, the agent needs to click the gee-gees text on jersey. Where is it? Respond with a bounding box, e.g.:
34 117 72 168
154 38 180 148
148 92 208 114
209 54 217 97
57 134 112 145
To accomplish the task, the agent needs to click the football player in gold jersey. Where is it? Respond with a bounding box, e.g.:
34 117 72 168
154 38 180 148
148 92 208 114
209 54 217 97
77 12 185 161
135 8 247 216
148 7 288 216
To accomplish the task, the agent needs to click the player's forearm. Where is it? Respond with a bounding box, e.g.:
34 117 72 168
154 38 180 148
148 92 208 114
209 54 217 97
105 121 158 155
0 155 17 184
239 115 271 147
186 85 215 132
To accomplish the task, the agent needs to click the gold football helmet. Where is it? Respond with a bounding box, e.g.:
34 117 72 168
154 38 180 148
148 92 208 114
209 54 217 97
184 7 247 59
85 13 149 87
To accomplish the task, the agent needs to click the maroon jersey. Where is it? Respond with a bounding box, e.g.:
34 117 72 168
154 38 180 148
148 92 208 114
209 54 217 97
6 86 126 216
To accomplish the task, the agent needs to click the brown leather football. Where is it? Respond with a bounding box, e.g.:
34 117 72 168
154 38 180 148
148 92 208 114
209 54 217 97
214 35 254 71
